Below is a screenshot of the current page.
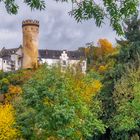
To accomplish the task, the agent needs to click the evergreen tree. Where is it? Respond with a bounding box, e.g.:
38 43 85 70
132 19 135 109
99 15 140 139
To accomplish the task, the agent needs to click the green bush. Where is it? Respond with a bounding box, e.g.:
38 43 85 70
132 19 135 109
15 66 106 140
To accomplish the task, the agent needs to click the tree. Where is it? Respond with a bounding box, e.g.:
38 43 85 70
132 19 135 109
98 15 140 139
0 69 35 103
1 0 139 34
0 78 10 94
5 85 22 102
15 66 106 139
70 0 139 34
117 15 140 65
98 39 114 55
109 63 140 139
80 39 118 72
0 104 19 140
1 0 45 14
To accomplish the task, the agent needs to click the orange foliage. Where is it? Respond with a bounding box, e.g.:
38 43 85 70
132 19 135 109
98 39 114 55
8 85 22 95
5 85 22 102
97 39 114 56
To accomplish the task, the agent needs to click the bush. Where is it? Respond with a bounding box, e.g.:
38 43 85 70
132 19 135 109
15 66 106 140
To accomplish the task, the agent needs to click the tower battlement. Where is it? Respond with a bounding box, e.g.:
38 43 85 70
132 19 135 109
22 19 39 27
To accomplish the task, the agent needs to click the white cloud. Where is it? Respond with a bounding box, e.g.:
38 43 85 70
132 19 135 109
0 0 118 50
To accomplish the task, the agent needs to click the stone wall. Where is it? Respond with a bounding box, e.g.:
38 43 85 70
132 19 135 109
22 20 39 69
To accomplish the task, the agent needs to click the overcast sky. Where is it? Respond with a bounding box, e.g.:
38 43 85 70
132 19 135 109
0 0 119 50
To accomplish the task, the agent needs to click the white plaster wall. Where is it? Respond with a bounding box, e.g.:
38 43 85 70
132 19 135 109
68 60 87 74
11 54 20 70
11 54 17 70
11 48 22 70
2 60 11 72
69 60 80 65
81 60 87 74
41 58 87 73
0 58 3 70
2 60 7 72
16 48 22 69
41 58 60 66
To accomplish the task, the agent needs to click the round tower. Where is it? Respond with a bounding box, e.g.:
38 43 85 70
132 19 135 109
22 19 39 69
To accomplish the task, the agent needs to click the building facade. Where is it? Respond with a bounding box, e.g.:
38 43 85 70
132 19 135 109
0 47 86 73
0 46 22 72
39 49 87 73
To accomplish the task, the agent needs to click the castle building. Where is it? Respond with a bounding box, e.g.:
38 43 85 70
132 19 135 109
39 49 86 73
0 20 87 73
0 46 22 71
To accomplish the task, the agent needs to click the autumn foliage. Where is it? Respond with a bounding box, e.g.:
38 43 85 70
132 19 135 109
8 85 22 95
0 104 19 140
5 85 22 102
15 66 105 139
74 78 102 103
98 39 114 55
1 34 138 139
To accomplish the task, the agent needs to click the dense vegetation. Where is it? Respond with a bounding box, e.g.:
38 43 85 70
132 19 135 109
0 15 140 140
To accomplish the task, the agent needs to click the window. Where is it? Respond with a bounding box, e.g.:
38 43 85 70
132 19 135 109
63 60 66 65
18 59 20 65
83 61 85 65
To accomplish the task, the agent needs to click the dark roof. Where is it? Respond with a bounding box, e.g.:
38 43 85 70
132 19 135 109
0 47 86 60
67 51 86 60
39 49 62 59
0 47 20 58
39 49 86 60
